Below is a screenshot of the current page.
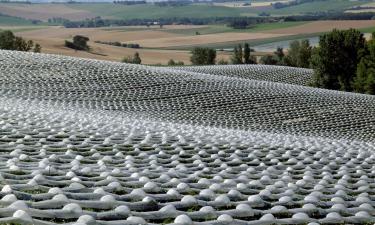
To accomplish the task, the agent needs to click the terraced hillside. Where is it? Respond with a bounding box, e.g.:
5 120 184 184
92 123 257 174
0 50 373 225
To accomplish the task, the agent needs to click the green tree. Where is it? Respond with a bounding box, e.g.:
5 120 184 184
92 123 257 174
122 52 142 64
0 30 40 52
353 33 375 94
311 29 366 91
217 58 228 65
231 46 242 64
190 47 216 65
206 48 216 65
274 47 285 65
73 35 89 50
284 40 312 68
168 59 176 66
260 55 278 65
65 35 90 51
33 43 42 53
244 43 250 64
0 30 16 50
132 52 141 64
238 44 243 64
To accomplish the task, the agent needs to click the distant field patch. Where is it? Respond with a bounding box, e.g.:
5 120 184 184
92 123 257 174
67 3 240 20
240 0 368 16
0 3 96 21
0 14 34 26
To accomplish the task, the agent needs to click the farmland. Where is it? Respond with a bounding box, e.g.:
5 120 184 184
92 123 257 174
0 0 372 21
0 50 373 224
6 20 373 64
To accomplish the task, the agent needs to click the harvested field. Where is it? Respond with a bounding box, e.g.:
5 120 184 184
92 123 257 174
133 32 290 48
17 36 231 64
267 20 375 35
0 3 95 21
18 27 182 42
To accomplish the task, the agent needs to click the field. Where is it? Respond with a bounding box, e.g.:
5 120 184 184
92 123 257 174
0 50 373 224
8 20 374 64
0 0 372 21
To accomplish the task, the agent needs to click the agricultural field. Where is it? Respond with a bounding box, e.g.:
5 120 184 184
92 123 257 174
0 50 373 224
0 0 372 21
8 20 374 64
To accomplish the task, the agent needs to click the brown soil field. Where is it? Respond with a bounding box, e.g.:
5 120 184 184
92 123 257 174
133 32 290 48
267 20 375 35
18 27 183 42
0 4 95 21
22 36 232 65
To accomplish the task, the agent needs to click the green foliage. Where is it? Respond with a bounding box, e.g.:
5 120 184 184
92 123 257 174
33 43 42 53
353 34 375 95
190 47 216 65
260 55 278 65
167 59 184 66
122 52 142 64
0 30 41 52
231 45 243 64
65 35 90 51
217 59 228 65
283 39 312 68
260 47 286 65
311 29 366 91
233 43 256 64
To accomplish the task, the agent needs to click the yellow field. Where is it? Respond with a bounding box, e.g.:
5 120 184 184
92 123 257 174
0 4 95 21
12 20 375 65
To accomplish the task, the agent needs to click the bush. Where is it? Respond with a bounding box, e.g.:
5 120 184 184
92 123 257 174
65 35 89 51
0 30 41 52
122 52 142 64
190 47 216 65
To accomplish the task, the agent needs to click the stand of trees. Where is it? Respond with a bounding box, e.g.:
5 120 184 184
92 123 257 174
65 35 90 51
231 43 256 64
190 47 216 65
168 59 184 66
311 29 365 91
95 41 141 49
122 52 142 64
0 30 41 53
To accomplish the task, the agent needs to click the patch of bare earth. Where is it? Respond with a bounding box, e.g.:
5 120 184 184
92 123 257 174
0 4 95 21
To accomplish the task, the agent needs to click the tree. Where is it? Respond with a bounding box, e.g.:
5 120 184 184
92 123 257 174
0 30 16 50
311 29 366 91
206 48 216 65
238 44 243 64
217 59 228 65
243 43 250 64
132 52 142 64
122 52 142 64
243 43 256 64
274 47 285 65
231 46 243 64
65 35 90 51
283 39 312 68
353 33 375 94
0 30 40 52
260 55 278 65
190 47 216 65
33 43 42 53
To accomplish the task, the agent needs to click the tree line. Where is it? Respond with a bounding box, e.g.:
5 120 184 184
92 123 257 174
0 30 41 53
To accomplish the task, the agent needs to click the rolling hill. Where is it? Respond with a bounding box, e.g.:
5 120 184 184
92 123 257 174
0 50 373 225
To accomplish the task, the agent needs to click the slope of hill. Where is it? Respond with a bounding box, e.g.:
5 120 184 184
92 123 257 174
0 50 373 225
173 65 314 86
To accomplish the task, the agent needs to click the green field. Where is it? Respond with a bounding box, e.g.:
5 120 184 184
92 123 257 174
68 3 239 20
66 0 370 20
0 15 34 26
164 21 306 35
240 0 369 16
